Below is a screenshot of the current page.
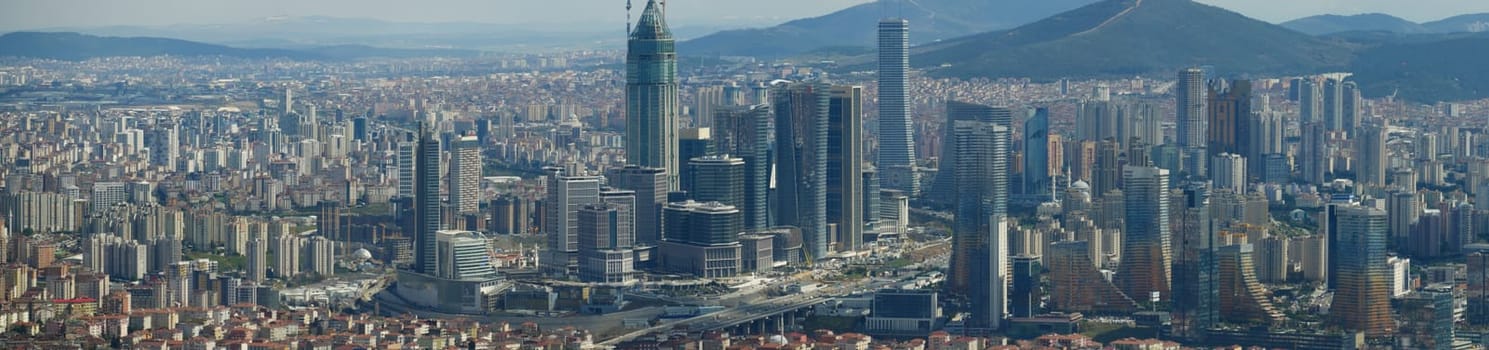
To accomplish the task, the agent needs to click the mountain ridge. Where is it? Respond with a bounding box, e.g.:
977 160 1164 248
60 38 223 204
0 32 479 61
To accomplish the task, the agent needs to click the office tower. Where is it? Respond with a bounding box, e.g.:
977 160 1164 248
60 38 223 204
413 125 442 274
1217 244 1285 325
397 141 416 198
1398 287 1456 350
1211 153 1247 192
1093 139 1121 196
1300 122 1328 184
1323 78 1344 131
450 133 481 214
1025 108 1052 196
713 104 771 231
1171 185 1218 340
1206 80 1252 160
659 201 744 277
1118 166 1172 302
1176 68 1206 148
828 86 864 253
1341 81 1362 132
677 127 713 194
773 82 829 260
878 18 917 195
543 168 601 276
578 203 635 283
946 119 1011 330
1299 78 1321 124
626 0 680 190
1356 119 1389 186
606 166 667 245
933 101 1011 202
1010 255 1042 318
1330 204 1393 337
1048 241 1138 313
246 239 267 282
688 155 745 209
435 230 497 280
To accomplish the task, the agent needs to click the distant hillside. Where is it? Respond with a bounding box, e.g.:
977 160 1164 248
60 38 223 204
0 32 318 60
1423 14 1489 33
913 0 1353 79
1351 36 1489 102
681 0 1097 57
0 32 479 61
1281 13 1428 35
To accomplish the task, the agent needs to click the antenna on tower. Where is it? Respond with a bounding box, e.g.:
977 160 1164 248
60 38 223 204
626 0 633 35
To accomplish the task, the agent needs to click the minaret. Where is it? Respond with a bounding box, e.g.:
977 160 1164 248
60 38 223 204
626 0 681 190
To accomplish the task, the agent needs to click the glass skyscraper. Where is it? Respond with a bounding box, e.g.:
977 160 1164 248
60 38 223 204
713 104 771 232
827 86 864 253
877 18 918 196
626 0 680 190
773 82 830 260
413 124 442 275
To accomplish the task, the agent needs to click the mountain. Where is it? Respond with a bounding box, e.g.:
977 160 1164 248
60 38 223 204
0 32 319 60
1281 13 1428 35
1351 36 1489 102
681 0 1098 57
912 0 1354 79
1423 14 1489 33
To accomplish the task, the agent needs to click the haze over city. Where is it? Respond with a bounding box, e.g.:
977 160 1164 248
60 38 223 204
2 0 1489 349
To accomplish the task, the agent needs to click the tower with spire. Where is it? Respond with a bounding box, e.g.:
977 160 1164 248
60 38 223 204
626 0 681 190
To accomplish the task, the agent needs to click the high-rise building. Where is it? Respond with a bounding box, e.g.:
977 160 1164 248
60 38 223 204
607 166 666 245
712 104 771 231
933 101 1011 204
827 85 864 253
1024 108 1052 196
450 133 481 214
625 0 681 190
1093 139 1122 196
1299 78 1322 125
413 125 442 275
1329 204 1393 337
1397 286 1457 350
1341 81 1363 132
1118 165 1172 302
1300 122 1328 184
397 141 416 198
658 201 743 277
1323 78 1344 131
677 127 713 194
947 119 1011 330
274 234 303 279
317 200 343 250
878 18 918 196
435 230 497 281
149 119 180 169
578 203 635 283
1206 80 1252 160
1171 185 1218 340
1176 68 1207 149
542 168 601 276
1048 241 1138 313
246 239 267 282
1356 119 1389 186
1468 250 1489 324
1211 153 1247 192
1217 244 1285 325
773 82 829 260
688 155 745 210
305 236 335 277
1010 255 1042 318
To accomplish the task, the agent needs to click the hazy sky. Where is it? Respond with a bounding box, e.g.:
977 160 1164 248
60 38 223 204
4 0 1489 31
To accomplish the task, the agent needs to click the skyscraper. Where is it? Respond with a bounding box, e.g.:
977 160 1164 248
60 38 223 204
1010 255 1042 318
1323 78 1344 131
578 203 636 283
1024 108 1052 196
932 101 1010 203
1211 153 1247 192
1342 81 1363 132
1299 78 1322 125
626 0 681 190
1356 119 1389 186
688 155 745 210
1176 68 1207 149
947 119 1011 329
878 18 918 195
1206 80 1252 159
1171 185 1218 340
397 140 416 198
606 166 667 245
827 86 864 253
1300 122 1328 184
677 128 713 194
712 104 771 232
1118 165 1172 302
542 167 601 276
450 133 481 214
773 82 829 260
1330 204 1394 337
414 125 442 274
246 239 267 282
